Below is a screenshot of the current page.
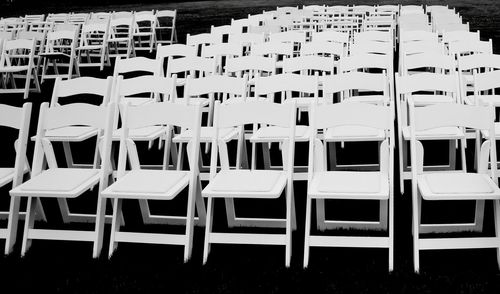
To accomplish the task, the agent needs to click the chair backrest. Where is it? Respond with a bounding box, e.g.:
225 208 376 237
224 55 276 78
396 72 459 95
0 39 36 68
250 41 294 58
399 30 438 43
473 70 500 94
282 55 335 75
32 102 115 175
166 56 216 78
254 73 319 102
0 103 32 187
79 21 110 47
300 41 344 58
210 100 296 176
312 30 349 45
50 76 113 107
117 102 202 176
112 56 161 79
44 29 78 55
227 32 266 47
350 40 393 56
402 52 456 73
408 101 496 179
185 75 247 103
308 101 393 176
269 30 307 44
339 53 391 73
448 39 493 57
323 71 388 102
354 30 392 43
114 75 177 104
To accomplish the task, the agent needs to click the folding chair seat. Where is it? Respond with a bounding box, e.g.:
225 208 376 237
0 38 40 99
132 11 156 53
155 9 177 46
202 100 297 267
102 101 205 261
409 101 500 272
107 16 135 59
77 20 111 70
1 103 41 254
396 72 464 196
304 95 394 270
10 102 115 257
40 28 80 83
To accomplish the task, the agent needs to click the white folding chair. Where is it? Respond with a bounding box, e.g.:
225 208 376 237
155 9 177 46
1 103 42 254
132 11 156 52
203 100 297 267
9 102 115 257
396 73 464 196
0 38 40 99
77 20 111 70
102 102 205 261
304 102 394 270
40 28 80 82
409 101 500 273
107 16 135 59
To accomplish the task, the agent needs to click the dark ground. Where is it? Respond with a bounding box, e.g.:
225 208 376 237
1 1 500 293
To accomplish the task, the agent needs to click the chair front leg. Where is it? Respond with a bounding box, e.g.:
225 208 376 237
203 196 214 264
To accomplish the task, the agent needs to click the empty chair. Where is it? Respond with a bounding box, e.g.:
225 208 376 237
102 101 205 261
40 28 80 82
202 100 297 267
0 38 41 99
396 72 463 195
155 9 177 46
2 103 35 254
107 16 135 59
304 101 394 270
409 101 500 273
77 20 111 70
9 102 115 257
133 11 156 52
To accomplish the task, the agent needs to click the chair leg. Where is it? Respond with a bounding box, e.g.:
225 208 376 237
21 197 36 256
184 177 198 262
398 135 405 195
92 196 107 258
23 69 31 99
195 179 207 225
412 193 421 273
285 183 292 268
108 198 122 258
4 196 21 255
203 196 214 264
388 196 394 272
303 195 312 268
316 199 326 231
494 199 500 269
473 200 486 232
